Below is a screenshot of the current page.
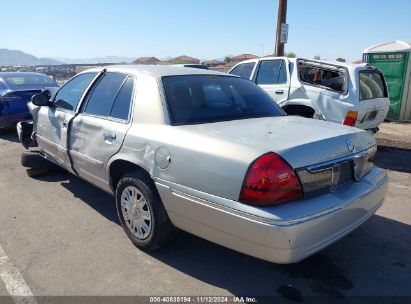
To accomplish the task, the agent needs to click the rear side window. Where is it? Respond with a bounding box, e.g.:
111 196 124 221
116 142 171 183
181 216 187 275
299 62 346 93
256 60 287 85
110 77 134 120
229 63 255 79
83 72 127 117
359 71 387 101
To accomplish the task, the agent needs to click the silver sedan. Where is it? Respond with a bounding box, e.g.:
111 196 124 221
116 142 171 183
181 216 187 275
21 65 388 264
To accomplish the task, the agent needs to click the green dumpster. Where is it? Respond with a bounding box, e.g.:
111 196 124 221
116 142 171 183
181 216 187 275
363 41 411 121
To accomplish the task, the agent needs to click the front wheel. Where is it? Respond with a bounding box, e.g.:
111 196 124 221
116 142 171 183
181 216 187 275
115 171 177 251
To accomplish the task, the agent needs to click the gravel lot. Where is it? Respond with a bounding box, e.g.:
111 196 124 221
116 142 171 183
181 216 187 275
0 123 410 303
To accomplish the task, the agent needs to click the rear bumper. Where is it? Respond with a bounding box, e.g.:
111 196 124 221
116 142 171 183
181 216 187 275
155 167 388 264
0 112 32 129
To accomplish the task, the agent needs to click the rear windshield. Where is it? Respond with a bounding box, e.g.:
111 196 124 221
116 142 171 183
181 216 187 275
359 71 387 101
162 75 284 125
299 62 346 93
3 74 57 87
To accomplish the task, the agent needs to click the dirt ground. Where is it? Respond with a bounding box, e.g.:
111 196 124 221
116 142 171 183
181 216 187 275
375 122 411 149
0 123 410 303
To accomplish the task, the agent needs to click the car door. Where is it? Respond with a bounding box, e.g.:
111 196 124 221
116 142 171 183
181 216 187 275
35 72 98 169
254 59 290 105
69 72 135 191
228 62 257 80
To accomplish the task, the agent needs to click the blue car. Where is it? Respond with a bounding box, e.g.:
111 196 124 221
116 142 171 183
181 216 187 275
0 72 59 132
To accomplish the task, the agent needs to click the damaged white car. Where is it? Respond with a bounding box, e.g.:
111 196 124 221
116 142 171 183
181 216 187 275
229 57 390 133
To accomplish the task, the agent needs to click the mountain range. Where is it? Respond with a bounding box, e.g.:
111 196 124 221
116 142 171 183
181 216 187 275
0 49 135 66
0 49 62 66
49 56 136 64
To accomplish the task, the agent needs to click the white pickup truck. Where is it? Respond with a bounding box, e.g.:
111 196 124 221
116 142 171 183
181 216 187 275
229 57 390 132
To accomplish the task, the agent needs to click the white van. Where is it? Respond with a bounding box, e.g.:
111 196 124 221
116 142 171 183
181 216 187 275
228 57 390 132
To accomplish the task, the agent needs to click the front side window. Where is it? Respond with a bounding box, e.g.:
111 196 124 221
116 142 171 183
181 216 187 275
299 62 346 93
359 71 388 101
162 75 284 125
229 63 256 79
256 60 287 85
53 73 97 111
83 73 128 117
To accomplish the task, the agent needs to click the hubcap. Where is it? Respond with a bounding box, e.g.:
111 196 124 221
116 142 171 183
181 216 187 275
120 186 152 239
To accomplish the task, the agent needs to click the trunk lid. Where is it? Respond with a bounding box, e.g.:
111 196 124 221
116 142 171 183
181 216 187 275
180 116 375 168
1 90 41 115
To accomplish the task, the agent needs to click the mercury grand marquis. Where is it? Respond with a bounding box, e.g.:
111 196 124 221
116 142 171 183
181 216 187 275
17 65 388 264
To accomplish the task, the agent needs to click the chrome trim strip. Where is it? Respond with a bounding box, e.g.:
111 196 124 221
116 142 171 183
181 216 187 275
303 145 376 172
36 135 66 151
70 149 103 167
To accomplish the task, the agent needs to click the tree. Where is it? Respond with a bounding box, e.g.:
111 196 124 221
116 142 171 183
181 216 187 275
286 52 297 58
224 56 231 64
336 57 346 62
314 55 321 60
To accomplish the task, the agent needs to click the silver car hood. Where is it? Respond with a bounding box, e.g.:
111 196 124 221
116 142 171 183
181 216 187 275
178 116 375 168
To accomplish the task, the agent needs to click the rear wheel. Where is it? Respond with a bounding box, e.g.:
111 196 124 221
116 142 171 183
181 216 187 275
115 171 177 251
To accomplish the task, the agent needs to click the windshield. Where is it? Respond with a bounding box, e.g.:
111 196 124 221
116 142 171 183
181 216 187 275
359 71 388 101
3 74 57 88
162 75 284 125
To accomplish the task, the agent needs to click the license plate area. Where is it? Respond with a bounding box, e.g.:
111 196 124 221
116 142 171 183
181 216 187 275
297 161 354 198
361 109 379 123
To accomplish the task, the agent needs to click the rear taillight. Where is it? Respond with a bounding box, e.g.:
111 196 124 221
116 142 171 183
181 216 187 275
239 153 303 206
343 111 358 127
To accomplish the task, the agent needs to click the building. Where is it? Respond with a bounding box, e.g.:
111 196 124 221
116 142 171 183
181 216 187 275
169 55 200 64
229 54 259 64
133 57 161 65
202 59 225 67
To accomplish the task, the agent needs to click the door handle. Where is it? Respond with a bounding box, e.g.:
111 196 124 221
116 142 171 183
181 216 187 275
103 132 116 141
62 121 68 128
275 90 284 95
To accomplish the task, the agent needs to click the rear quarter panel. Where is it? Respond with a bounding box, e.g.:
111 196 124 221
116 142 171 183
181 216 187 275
113 124 260 201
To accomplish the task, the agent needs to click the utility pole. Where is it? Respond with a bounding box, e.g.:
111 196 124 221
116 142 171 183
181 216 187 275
275 0 288 56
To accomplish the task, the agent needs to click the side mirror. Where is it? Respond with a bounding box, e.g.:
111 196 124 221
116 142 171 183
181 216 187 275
31 90 52 106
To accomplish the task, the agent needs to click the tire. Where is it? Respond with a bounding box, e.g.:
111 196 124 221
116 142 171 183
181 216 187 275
21 151 56 170
115 171 177 251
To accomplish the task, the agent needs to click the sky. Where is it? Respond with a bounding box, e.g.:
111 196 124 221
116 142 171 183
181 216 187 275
1 0 410 62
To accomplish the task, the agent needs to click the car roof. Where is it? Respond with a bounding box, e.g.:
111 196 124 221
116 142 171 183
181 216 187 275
83 65 231 79
231 57 369 71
